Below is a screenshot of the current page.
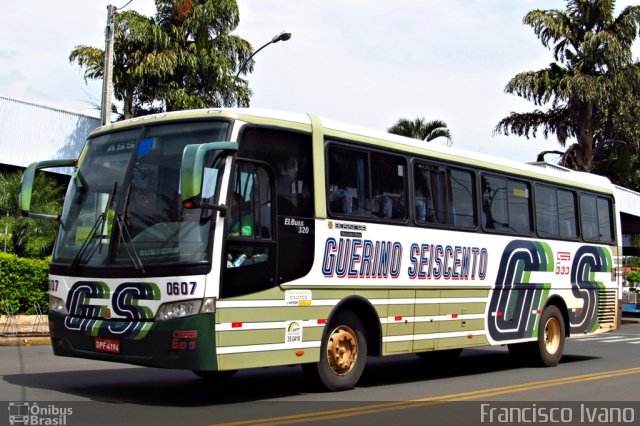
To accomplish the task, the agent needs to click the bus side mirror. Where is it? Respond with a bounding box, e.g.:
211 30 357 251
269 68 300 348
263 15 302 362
20 159 77 221
180 141 237 209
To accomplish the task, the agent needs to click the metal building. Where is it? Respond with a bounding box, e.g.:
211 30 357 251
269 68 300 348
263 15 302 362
0 96 99 171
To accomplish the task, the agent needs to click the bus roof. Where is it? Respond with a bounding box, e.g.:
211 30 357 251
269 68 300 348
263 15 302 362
92 108 615 195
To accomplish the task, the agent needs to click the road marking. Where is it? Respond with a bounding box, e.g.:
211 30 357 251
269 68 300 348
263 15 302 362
572 335 634 342
571 334 640 344
600 337 640 343
211 367 640 426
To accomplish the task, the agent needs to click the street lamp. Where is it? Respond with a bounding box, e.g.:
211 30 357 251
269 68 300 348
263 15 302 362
233 32 291 106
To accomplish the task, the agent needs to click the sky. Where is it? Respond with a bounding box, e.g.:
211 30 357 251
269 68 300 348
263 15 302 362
1 0 638 164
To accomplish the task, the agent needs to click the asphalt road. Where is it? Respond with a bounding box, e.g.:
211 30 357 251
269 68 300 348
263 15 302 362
1 323 639 426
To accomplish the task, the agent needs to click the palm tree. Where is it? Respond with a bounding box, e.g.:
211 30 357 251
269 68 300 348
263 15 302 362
70 0 253 119
70 10 173 119
495 0 640 173
153 0 254 109
388 117 453 146
0 171 65 258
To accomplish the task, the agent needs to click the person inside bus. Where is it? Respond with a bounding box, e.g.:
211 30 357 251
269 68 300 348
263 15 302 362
481 177 496 229
415 172 438 223
227 192 255 268
375 194 393 218
229 192 253 237
330 187 353 214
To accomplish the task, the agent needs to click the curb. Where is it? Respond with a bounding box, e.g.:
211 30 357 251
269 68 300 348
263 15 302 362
0 336 51 347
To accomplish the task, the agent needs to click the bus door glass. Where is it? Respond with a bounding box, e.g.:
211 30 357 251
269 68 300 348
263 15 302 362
222 160 276 298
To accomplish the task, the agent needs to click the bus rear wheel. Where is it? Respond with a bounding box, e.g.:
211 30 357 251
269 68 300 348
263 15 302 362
508 305 565 367
304 310 367 391
535 305 565 367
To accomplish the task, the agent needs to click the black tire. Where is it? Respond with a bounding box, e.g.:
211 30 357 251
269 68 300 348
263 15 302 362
533 305 565 367
192 369 237 381
416 348 463 364
508 305 565 367
304 310 367 391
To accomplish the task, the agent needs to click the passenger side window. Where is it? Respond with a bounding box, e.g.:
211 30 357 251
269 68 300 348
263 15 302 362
414 162 475 229
482 175 531 234
327 144 407 221
580 194 613 243
535 185 577 239
328 146 367 215
371 153 406 220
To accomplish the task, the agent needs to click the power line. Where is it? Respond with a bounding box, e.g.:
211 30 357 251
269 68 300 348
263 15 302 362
117 0 134 10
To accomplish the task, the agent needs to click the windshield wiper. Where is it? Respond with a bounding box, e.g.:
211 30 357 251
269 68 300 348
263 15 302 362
70 182 117 273
115 213 146 274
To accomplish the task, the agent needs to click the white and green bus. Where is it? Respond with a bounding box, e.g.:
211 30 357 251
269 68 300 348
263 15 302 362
20 109 620 391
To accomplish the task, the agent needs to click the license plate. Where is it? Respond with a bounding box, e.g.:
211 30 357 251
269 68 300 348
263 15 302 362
95 337 120 354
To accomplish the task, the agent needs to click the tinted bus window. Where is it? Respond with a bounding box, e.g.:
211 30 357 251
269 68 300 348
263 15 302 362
482 175 531 234
580 194 599 240
482 176 508 231
535 186 558 237
508 180 532 234
535 186 577 239
557 189 578 238
414 162 474 229
371 152 406 220
327 144 406 221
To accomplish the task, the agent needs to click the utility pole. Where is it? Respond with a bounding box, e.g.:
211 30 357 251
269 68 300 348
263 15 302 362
100 5 116 126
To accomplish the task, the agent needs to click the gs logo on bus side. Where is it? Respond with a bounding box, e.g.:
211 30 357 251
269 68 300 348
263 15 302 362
64 281 161 340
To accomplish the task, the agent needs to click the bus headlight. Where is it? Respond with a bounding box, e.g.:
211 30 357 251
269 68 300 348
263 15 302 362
49 295 68 315
156 298 215 321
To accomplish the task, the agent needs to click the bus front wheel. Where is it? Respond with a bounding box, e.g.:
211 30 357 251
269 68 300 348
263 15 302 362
304 310 367 391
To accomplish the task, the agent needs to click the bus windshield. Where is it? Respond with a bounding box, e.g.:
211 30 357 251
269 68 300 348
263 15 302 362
52 121 230 273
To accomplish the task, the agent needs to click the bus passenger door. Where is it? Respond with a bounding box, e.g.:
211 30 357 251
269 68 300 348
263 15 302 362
221 161 277 298
385 290 415 354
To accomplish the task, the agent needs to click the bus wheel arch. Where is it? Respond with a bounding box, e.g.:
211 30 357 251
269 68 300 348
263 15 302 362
328 296 382 356
544 296 570 338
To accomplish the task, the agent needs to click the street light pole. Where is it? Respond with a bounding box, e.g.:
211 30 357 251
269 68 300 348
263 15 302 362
233 32 291 106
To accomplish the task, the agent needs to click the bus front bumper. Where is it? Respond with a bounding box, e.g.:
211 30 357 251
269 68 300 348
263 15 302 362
48 312 219 370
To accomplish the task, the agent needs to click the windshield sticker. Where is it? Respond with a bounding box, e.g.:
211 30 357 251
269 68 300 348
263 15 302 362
136 138 154 157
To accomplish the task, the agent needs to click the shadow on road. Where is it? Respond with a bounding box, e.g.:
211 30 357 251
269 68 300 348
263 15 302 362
3 348 598 407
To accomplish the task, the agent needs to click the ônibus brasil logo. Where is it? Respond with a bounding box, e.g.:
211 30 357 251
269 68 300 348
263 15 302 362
7 402 73 425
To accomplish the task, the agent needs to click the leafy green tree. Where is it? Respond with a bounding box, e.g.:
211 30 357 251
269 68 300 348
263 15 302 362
70 0 254 119
0 171 65 258
154 0 254 109
70 10 171 119
388 117 453 146
495 0 640 176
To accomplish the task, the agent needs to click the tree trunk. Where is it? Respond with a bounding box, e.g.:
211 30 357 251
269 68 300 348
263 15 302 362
572 101 595 171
